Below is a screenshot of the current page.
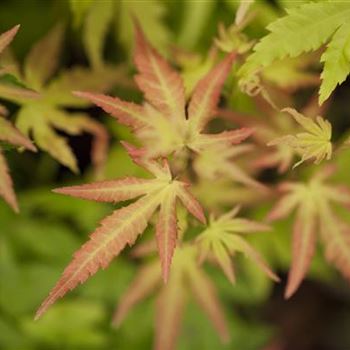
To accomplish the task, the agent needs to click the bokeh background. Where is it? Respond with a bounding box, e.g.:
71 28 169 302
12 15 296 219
1 1 350 349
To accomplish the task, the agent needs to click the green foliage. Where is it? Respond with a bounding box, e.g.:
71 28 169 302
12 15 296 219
239 1 350 104
1 1 350 350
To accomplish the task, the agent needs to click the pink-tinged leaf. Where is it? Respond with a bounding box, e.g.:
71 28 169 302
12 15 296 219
187 264 230 343
121 141 173 181
0 149 18 212
319 206 350 282
156 190 178 282
323 185 350 207
191 128 254 149
224 218 270 234
155 269 187 350
24 23 64 89
133 21 186 120
188 52 236 132
267 190 301 222
0 25 20 54
285 204 317 298
113 262 161 327
73 91 148 129
35 193 162 320
53 177 164 203
0 84 39 102
176 183 206 224
0 117 36 151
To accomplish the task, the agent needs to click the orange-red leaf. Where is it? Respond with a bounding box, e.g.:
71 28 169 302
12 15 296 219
176 183 206 224
73 91 147 129
155 268 186 350
133 21 186 120
0 25 19 54
0 149 18 212
188 52 236 132
35 193 161 320
190 128 254 150
156 190 178 282
285 204 317 298
0 117 36 151
53 177 163 203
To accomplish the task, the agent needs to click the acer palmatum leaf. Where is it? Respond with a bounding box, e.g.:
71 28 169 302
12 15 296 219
155 266 187 350
156 190 178 282
74 22 246 164
187 262 230 343
24 23 64 90
188 51 236 133
0 149 18 212
113 245 229 350
196 208 278 284
113 262 161 327
35 157 205 319
285 203 317 298
318 201 350 282
0 25 20 54
193 143 267 190
0 117 36 152
0 117 36 212
267 168 350 298
268 108 332 168
35 192 162 320
73 91 148 130
133 19 186 120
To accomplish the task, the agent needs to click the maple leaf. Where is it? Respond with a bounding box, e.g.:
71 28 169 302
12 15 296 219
0 25 37 212
268 108 332 168
239 1 350 104
0 24 126 175
0 116 36 212
74 21 260 191
113 244 229 350
267 167 350 298
196 207 279 284
193 142 266 190
35 145 205 319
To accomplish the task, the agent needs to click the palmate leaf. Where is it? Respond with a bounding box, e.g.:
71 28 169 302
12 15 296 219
193 143 266 190
75 22 259 189
267 167 350 298
0 119 36 212
239 1 350 104
1 24 123 174
113 245 229 350
0 25 37 212
35 148 205 320
268 108 332 168
196 207 279 284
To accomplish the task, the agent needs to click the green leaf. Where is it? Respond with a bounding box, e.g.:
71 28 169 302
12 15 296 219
239 1 350 103
319 21 350 104
83 0 114 68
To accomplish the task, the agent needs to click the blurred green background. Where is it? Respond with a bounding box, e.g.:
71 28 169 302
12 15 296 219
1 1 350 349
